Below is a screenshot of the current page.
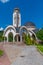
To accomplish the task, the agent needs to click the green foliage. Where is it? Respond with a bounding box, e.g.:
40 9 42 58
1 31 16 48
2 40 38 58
25 35 32 45
22 33 36 45
23 34 32 45
0 50 4 57
8 32 13 42
0 31 4 42
0 31 4 36
36 44 43 53
36 29 43 41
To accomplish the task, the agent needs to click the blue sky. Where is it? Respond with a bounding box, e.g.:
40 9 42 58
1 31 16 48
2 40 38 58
0 0 43 29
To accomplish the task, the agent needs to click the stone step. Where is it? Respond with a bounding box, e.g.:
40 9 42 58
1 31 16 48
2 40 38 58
2 42 26 46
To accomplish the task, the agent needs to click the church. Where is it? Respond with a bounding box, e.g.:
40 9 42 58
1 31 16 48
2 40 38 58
4 8 37 42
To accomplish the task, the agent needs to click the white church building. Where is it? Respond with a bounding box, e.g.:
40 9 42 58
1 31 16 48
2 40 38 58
4 8 36 42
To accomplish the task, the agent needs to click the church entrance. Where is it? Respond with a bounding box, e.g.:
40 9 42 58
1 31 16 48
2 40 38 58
15 35 20 42
8 32 13 42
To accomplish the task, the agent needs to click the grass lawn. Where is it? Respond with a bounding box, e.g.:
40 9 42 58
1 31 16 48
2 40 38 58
36 44 43 53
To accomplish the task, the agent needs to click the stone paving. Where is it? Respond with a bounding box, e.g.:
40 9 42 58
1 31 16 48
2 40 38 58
3 44 43 65
0 44 11 65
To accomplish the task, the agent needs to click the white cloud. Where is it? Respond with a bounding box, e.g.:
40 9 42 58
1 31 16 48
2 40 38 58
0 0 9 3
0 27 3 31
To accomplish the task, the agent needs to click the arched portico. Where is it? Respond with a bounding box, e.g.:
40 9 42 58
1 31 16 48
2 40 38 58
3 25 37 43
19 26 29 42
19 26 37 42
4 25 16 42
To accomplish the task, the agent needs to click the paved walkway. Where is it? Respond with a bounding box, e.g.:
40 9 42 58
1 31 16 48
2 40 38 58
3 44 43 65
0 44 10 65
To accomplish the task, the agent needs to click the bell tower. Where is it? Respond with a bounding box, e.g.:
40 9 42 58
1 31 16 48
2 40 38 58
13 8 21 27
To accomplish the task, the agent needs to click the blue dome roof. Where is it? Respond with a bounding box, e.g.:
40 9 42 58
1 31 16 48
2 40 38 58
25 22 36 27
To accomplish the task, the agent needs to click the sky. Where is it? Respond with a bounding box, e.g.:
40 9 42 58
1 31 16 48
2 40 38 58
0 0 43 29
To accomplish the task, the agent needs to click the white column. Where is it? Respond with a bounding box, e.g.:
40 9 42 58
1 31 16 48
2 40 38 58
20 36 22 42
4 37 5 44
3 32 5 44
17 36 18 42
7 36 8 42
13 36 14 43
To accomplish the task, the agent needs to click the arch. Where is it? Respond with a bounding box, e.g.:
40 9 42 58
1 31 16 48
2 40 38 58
20 26 36 38
4 25 16 34
19 26 28 35
4 25 16 42
19 26 30 42
28 30 37 40
19 26 37 42
14 33 20 42
20 26 28 31
4 31 15 42
4 25 16 37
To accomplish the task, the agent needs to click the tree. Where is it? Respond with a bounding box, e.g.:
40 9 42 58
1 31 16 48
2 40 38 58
36 29 43 41
25 34 32 45
8 32 13 42
22 33 32 45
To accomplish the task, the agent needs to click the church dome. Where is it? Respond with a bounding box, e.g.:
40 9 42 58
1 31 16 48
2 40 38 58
24 22 36 28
